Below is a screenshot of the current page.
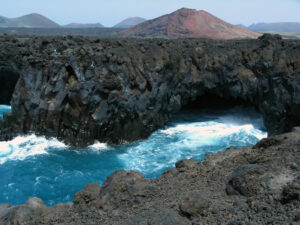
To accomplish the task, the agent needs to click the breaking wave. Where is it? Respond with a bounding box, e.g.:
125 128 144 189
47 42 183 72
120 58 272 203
0 106 267 206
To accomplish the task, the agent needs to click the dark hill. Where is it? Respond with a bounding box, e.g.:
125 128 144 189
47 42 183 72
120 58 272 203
0 13 59 28
114 17 146 28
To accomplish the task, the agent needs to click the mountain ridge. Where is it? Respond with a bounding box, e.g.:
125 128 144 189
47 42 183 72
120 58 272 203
248 22 300 32
64 23 104 28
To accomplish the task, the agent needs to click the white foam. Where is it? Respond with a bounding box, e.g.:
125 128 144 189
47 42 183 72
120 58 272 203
161 121 266 139
0 105 11 110
0 134 67 164
118 121 267 174
88 142 110 151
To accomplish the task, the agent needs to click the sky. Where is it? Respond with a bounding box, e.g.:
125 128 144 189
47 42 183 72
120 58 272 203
1 0 300 27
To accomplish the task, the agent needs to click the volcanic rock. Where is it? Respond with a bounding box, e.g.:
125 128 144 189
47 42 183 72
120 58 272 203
281 176 300 204
227 164 266 197
175 158 197 169
73 183 101 208
1 34 300 146
179 193 210 218
97 170 157 212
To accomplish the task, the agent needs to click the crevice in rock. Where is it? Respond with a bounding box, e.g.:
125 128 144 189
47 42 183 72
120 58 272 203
66 65 76 78
0 68 19 105
182 92 251 110
66 65 78 88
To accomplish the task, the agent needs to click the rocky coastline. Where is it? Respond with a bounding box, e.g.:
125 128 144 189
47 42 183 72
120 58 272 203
0 130 299 224
0 34 300 224
0 34 300 145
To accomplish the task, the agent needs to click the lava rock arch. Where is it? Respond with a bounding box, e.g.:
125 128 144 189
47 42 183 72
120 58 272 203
0 34 300 145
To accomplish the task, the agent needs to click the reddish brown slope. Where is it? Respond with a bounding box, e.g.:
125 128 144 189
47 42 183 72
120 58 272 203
121 8 261 39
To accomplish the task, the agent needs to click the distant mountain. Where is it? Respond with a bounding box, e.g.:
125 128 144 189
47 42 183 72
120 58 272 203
121 8 261 39
64 23 104 28
114 17 146 28
236 24 247 29
0 16 9 24
248 22 300 32
0 13 60 28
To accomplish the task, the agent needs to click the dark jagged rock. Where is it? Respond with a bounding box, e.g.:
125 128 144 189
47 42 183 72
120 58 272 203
0 34 300 146
295 211 300 222
175 158 197 169
1 130 299 224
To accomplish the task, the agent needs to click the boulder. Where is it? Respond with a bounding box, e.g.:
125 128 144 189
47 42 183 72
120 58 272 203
0 204 12 222
8 206 35 225
179 193 210 218
2 198 48 225
227 164 266 197
97 170 156 211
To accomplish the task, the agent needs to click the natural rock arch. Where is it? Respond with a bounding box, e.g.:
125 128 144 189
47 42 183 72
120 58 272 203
1 34 300 145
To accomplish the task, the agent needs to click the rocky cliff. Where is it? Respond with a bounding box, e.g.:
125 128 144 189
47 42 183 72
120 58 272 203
1 130 299 224
0 34 300 145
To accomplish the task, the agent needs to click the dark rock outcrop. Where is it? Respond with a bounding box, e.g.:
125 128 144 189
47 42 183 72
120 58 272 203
73 183 101 208
1 130 299 224
1 34 300 145
97 170 157 212
175 158 198 169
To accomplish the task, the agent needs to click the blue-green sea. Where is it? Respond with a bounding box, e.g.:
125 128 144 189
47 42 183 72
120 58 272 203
0 105 267 206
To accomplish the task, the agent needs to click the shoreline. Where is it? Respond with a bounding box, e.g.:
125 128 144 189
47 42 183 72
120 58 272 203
0 130 299 224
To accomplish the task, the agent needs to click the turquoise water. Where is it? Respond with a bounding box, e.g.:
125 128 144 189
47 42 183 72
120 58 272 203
0 105 11 119
0 105 267 206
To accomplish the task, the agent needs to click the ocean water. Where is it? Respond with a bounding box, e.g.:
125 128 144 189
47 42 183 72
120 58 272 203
0 105 11 119
0 105 267 206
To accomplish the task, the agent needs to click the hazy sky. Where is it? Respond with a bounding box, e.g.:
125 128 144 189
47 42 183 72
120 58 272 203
1 0 300 27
